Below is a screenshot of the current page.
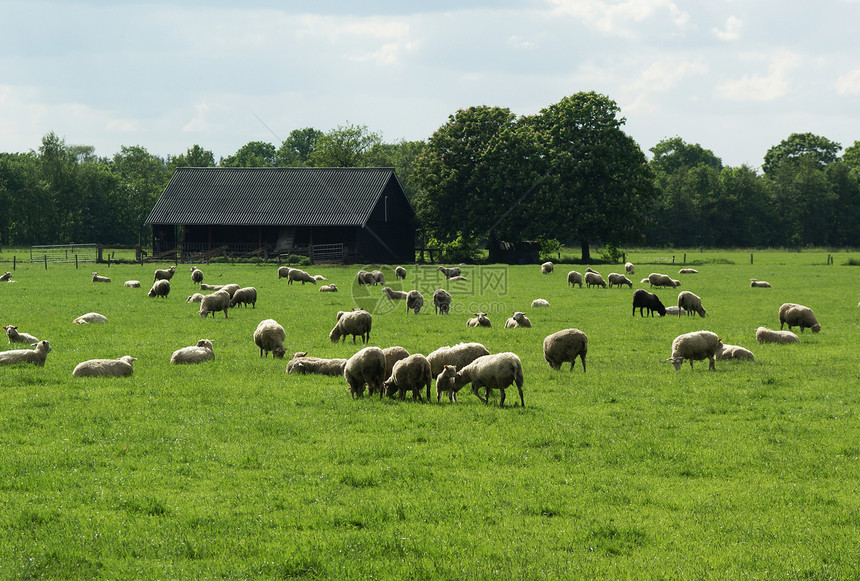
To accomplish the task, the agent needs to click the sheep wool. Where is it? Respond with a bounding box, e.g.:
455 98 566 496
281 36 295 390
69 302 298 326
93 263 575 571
567 271 583 288
382 346 410 380
229 287 257 308
0 340 52 367
329 309 372 343
624 262 635 275
406 290 425 314
435 365 460 403
124 280 141 288
453 352 525 407
171 339 215 364
466 313 492 327
607 273 632 288
750 279 772 288
92 272 111 283
715 344 755 361
73 312 107 324
543 329 588 372
531 299 550 308
4 325 38 345
433 289 452 314
584 272 607 288
541 262 554 275
287 352 348 376
148 279 171 298
343 346 386 398
667 331 722 371
756 326 799 344
778 303 821 333
253 319 286 358
504 312 532 328
427 342 490 377
437 266 461 278
72 356 136 377
677 291 707 318
383 353 432 401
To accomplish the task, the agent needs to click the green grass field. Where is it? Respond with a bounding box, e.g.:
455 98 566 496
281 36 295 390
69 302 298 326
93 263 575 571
0 251 858 579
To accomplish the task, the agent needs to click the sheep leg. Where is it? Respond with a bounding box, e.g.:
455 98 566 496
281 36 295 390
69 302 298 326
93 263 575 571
708 356 716 371
499 388 506 407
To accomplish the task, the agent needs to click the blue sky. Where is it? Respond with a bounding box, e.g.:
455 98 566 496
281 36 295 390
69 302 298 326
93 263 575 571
2 0 860 168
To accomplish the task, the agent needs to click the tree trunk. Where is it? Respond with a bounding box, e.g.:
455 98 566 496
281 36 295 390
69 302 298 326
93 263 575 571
580 239 590 262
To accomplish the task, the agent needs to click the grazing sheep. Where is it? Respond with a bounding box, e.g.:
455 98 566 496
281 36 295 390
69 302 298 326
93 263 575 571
624 262 635 275
406 290 424 314
253 319 286 358
667 331 723 371
632 289 666 317
0 340 52 367
73 312 107 324
370 270 386 286
716 344 755 361
585 271 607 288
543 328 588 372
287 268 316 285
329 309 373 343
72 355 136 377
435 365 460 403
191 267 204 285
585 267 598 274
756 327 799 344
313 275 327 282
217 284 241 298
466 312 492 327
640 278 650 284
541 261 554 275
229 287 257 308
343 346 386 398
92 272 111 283
395 266 407 279
677 291 707 318
778 303 821 333
504 312 532 328
384 353 432 401
148 279 170 298
278 266 292 279
665 306 687 316
531 299 550 307
171 339 215 364
356 270 375 285
607 273 633 288
453 352 525 407
319 284 338 292
382 286 408 300
750 279 772 288
4 325 38 345
154 266 176 281
427 342 490 377
199 290 231 318
648 273 681 289
567 271 583 288
433 289 452 315
187 293 204 303
448 275 469 282
383 346 410 380
124 280 141 288
199 283 224 291
286 352 347 375
679 268 699 274
437 266 461 278
0 272 11 281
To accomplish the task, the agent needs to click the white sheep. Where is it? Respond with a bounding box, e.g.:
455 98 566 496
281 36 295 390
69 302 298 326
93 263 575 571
395 266 407 279
187 293 204 303
384 353 432 401
286 352 347 375
312 275 327 282
278 266 293 279
677 291 707 318
371 270 386 286
624 262 635 275
329 309 372 343
715 344 755 361
448 275 468 282
319 284 338 292
750 279 772 288
154 266 176 281
72 355 136 377
343 346 386 398
229 287 257 308
253 319 286 358
356 270 375 285
679 268 699 274
466 312 491 327
607 273 632 288
73 312 107 324
531 299 550 307
433 289 452 314
406 290 424 314
191 266 204 285
0 272 12 282
504 312 532 328
383 346 410 380
648 273 681 289
200 283 225 291
92 272 111 283
543 328 588 372
585 271 607 288
453 352 525 407
664 306 686 316
218 284 241 298
199 290 231 318
148 279 170 298
170 339 215 364
437 266 461 278
382 286 408 300
426 342 490 377
567 271 583 288
435 365 460 403
0 340 52 367
778 303 821 333
124 280 141 288
667 331 723 371
541 261 554 275
287 268 316 285
756 326 799 344
4 325 38 345
585 267 598 274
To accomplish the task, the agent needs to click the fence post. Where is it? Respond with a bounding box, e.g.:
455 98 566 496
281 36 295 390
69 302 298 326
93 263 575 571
683 253 686 263
44 255 48 270
75 254 78 269
13 256 16 270
750 253 753 265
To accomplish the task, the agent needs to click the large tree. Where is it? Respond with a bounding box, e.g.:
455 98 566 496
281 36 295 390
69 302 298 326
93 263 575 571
220 141 277 167
762 132 841 177
276 128 322 167
308 124 392 168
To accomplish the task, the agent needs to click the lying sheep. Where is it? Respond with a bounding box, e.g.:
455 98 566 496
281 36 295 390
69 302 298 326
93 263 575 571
543 328 588 372
92 272 111 283
531 299 550 307
716 344 755 361
504 312 532 328
453 352 525 407
171 339 215 364
278 266 292 279
567 271 583 288
433 289 452 314
756 326 799 344
585 272 607 288
72 355 136 377
343 346 386 398
124 280 141 288
750 279 772 288
356 270 375 285
329 309 372 343
395 266 407 279
679 268 699 274
187 293 204 303
199 290 231 318
435 365 460 403
632 289 666 317
154 266 176 281
667 331 722 371
541 261 554 275
286 352 347 375
313 275 327 282
607 273 632 288
383 346 410 380
427 342 490 377
73 312 107 324
437 266 461 278
665 306 686 316
677 291 706 318
466 312 492 327
319 284 338 292
191 267 204 286
778 303 821 333
648 273 681 289
148 279 170 298
253 319 286 358
4 325 38 345
0 272 12 281
406 290 424 314
384 353 432 401
199 284 224 291
229 287 257 308
624 262 635 275
382 286 408 300
0 340 52 367
287 268 316 285
448 275 469 282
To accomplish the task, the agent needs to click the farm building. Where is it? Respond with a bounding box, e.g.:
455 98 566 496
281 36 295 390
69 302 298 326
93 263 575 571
144 167 415 263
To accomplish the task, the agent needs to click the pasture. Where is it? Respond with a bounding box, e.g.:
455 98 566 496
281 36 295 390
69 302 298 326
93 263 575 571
0 251 858 579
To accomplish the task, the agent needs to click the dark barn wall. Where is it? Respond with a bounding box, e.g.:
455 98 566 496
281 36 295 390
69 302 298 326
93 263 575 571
356 179 414 263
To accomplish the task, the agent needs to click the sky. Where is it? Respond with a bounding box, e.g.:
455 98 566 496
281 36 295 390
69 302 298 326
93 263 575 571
2 0 860 169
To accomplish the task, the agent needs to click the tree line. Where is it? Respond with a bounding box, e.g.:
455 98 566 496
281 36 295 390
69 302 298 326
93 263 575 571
1 92 858 256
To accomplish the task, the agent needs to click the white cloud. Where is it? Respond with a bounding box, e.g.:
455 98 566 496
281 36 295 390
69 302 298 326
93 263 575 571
716 51 801 102
835 69 860 95
713 15 742 41
546 0 690 37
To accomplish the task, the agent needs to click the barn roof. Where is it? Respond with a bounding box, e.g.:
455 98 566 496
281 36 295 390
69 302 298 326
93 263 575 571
144 167 408 227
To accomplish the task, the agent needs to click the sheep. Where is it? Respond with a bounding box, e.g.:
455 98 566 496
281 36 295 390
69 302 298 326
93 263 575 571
448 275 469 282
640 278 650 284
466 312 492 327
667 331 723 371
171 339 215 364
531 299 550 307
437 266 461 278
92 272 111 283
370 270 386 286
406 290 424 314
750 279 772 288
229 287 257 308
154 266 176 281
278 266 292 279
504 312 532 328
253 319 286 358
541 261 554 275
679 268 699 274
0 272 11 281
199 284 225 291
715 344 755 361
632 289 666 317
452 352 525 407
187 293 204 303
319 284 338 292
343 346 386 398
427 342 490 377
312 275 327 282
287 268 316 285
395 266 407 279
677 291 707 318
585 272 607 288
432 289 452 315
435 365 460 403
190 266 204 285
199 290 231 318
665 306 686 316
756 327 799 344
124 280 141 288
624 262 635 275
286 352 347 375
4 325 38 345
648 273 681 289
607 273 632 288
567 271 583 288
383 346 410 380
329 309 372 343
148 279 170 298
0 340 52 367
356 270 375 285
778 303 821 333
383 353 432 401
382 286 408 300
72 355 136 378
585 267 598 274
73 312 107 324
217 284 240 298
543 328 588 372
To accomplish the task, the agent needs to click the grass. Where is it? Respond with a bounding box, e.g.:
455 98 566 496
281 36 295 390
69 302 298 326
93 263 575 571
0 252 859 579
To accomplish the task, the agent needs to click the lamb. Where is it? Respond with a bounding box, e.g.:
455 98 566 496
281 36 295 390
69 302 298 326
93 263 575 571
666 331 723 371
0 272 12 281
715 344 755 361
329 309 372 343
356 270 375 285
427 342 490 377
287 268 316 285
319 284 338 292
567 271 583 288
504 312 532 328
382 286 408 300
452 352 525 407
4 325 38 345
531 299 550 307
312 275 327 282
750 279 772 288
406 290 424 314
229 287 257 308
73 312 107 324
0 340 52 367
148 279 170 298
190 266 204 285
343 346 386 398
198 290 231 318
199 284 225 291
756 327 799 344
466 312 492 327
632 289 666 317
607 273 633 288
648 273 681 289
585 271 607 288
124 280 141 288
286 352 347 375
543 328 588 372
170 339 215 364
187 293 204 303
383 346 410 380
395 266 406 279
72 355 136 378
253 319 286 358
92 272 111 283
371 270 385 285
154 266 176 281
778 303 821 333
679 268 699 274
677 291 707 318
432 288 452 315
435 365 460 403
541 261 554 275
665 306 686 316
277 266 292 279
624 262 635 275
437 266 461 278
383 353 432 401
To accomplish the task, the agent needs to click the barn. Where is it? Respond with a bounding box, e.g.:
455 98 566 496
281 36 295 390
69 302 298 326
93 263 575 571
145 167 415 263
